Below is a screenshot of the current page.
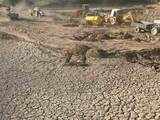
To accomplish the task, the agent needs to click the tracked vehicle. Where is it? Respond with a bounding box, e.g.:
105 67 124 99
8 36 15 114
132 20 160 35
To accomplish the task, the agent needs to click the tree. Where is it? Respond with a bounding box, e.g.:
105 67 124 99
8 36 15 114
3 0 21 6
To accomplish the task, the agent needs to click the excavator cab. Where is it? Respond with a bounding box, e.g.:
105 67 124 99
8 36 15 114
110 9 121 17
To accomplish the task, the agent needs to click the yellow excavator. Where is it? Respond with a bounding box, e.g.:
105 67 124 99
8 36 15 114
67 7 140 27
105 9 136 25
82 8 136 26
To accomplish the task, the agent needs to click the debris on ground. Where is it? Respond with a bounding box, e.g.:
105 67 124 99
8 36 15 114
73 30 135 42
73 30 107 42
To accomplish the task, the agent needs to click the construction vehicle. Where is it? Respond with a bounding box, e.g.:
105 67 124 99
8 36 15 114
132 20 160 35
29 7 44 17
105 9 135 25
65 11 105 27
83 12 105 26
64 4 92 26
7 6 19 20
7 11 19 20
73 4 106 26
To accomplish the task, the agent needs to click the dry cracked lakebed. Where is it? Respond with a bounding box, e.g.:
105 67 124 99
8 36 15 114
0 32 160 120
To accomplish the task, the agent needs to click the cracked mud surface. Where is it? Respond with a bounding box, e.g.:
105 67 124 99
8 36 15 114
1 32 160 120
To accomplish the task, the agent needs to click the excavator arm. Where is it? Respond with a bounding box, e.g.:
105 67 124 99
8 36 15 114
122 11 135 23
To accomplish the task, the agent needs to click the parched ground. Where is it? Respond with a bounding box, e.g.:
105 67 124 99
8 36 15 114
0 17 160 120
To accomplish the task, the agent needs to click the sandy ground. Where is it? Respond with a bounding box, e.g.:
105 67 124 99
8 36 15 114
0 12 160 120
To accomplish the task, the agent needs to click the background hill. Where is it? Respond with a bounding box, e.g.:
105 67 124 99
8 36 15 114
0 0 159 7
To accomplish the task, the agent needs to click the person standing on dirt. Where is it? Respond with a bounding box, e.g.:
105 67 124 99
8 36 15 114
80 4 90 26
81 4 90 18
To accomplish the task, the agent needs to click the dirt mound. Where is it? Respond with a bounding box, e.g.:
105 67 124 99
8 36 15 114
123 48 160 71
0 31 20 40
73 30 106 42
73 30 134 42
86 47 160 72
87 48 107 58
143 4 160 21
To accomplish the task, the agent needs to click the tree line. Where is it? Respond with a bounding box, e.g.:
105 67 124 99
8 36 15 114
1 0 159 6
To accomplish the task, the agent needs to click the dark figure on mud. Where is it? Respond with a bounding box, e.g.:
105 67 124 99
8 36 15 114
63 44 91 65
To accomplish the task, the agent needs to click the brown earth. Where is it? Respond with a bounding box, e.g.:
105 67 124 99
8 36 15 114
0 7 160 120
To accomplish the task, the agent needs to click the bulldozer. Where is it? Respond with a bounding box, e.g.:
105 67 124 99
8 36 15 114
79 4 105 26
65 4 106 27
67 11 105 27
82 12 105 26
